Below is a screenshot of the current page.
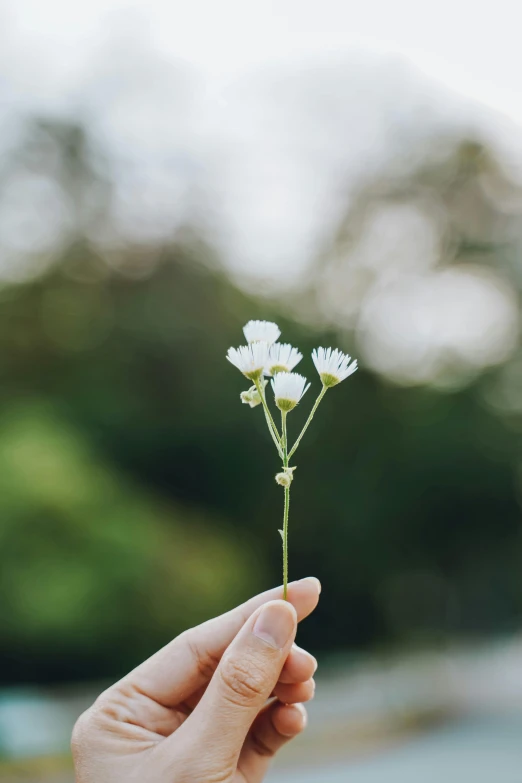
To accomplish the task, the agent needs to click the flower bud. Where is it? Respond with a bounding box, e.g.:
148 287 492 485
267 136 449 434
275 466 296 487
240 381 267 408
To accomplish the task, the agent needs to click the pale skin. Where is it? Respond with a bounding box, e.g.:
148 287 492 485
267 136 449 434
72 577 321 783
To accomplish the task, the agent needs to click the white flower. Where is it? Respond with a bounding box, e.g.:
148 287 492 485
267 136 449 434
312 347 358 388
227 342 270 381
266 343 303 375
271 372 310 412
243 320 281 345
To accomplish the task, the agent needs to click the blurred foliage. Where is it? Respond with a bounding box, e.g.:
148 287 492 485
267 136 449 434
1 118 522 686
0 400 260 682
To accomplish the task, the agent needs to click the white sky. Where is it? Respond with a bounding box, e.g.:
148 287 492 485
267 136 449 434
4 0 522 123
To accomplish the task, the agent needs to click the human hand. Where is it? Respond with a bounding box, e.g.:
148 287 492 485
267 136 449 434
72 577 321 783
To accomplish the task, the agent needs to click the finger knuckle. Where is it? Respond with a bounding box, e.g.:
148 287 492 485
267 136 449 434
219 656 266 706
250 732 276 758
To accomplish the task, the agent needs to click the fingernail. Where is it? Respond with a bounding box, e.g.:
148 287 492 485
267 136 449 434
253 602 295 649
304 576 322 594
292 702 308 728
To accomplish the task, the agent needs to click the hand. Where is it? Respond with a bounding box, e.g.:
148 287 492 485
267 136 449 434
72 577 321 783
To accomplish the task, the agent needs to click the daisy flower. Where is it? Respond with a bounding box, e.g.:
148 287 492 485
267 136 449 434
271 372 310 412
266 343 303 375
243 320 281 345
312 347 358 388
227 342 270 381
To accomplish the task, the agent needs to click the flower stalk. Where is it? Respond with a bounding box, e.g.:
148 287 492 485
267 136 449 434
288 385 328 460
281 411 290 599
254 378 283 459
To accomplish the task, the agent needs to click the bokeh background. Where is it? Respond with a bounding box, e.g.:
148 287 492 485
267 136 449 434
1 1 522 780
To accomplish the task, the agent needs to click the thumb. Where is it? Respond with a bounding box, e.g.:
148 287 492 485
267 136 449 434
176 600 297 770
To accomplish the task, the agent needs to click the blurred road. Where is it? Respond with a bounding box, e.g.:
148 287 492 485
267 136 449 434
3 639 522 782
1 711 520 782
269 712 522 783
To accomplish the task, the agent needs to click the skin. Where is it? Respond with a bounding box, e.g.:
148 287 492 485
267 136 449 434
72 577 321 783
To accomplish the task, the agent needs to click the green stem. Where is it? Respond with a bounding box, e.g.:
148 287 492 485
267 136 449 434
288 385 328 459
255 378 283 459
283 484 290 600
282 410 288 465
281 411 290 600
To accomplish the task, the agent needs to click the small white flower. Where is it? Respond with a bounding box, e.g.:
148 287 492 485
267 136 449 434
266 343 303 375
312 347 358 388
243 320 281 345
227 342 270 381
271 372 310 412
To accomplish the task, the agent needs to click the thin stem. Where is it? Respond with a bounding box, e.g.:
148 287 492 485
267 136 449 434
255 378 283 459
283 484 290 600
288 385 328 459
281 410 289 600
281 410 288 465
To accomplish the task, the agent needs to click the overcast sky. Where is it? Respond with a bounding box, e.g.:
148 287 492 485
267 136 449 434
2 0 522 286
3 0 522 123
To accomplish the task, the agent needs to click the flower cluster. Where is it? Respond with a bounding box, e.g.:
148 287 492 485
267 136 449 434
226 319 358 599
227 319 357 395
